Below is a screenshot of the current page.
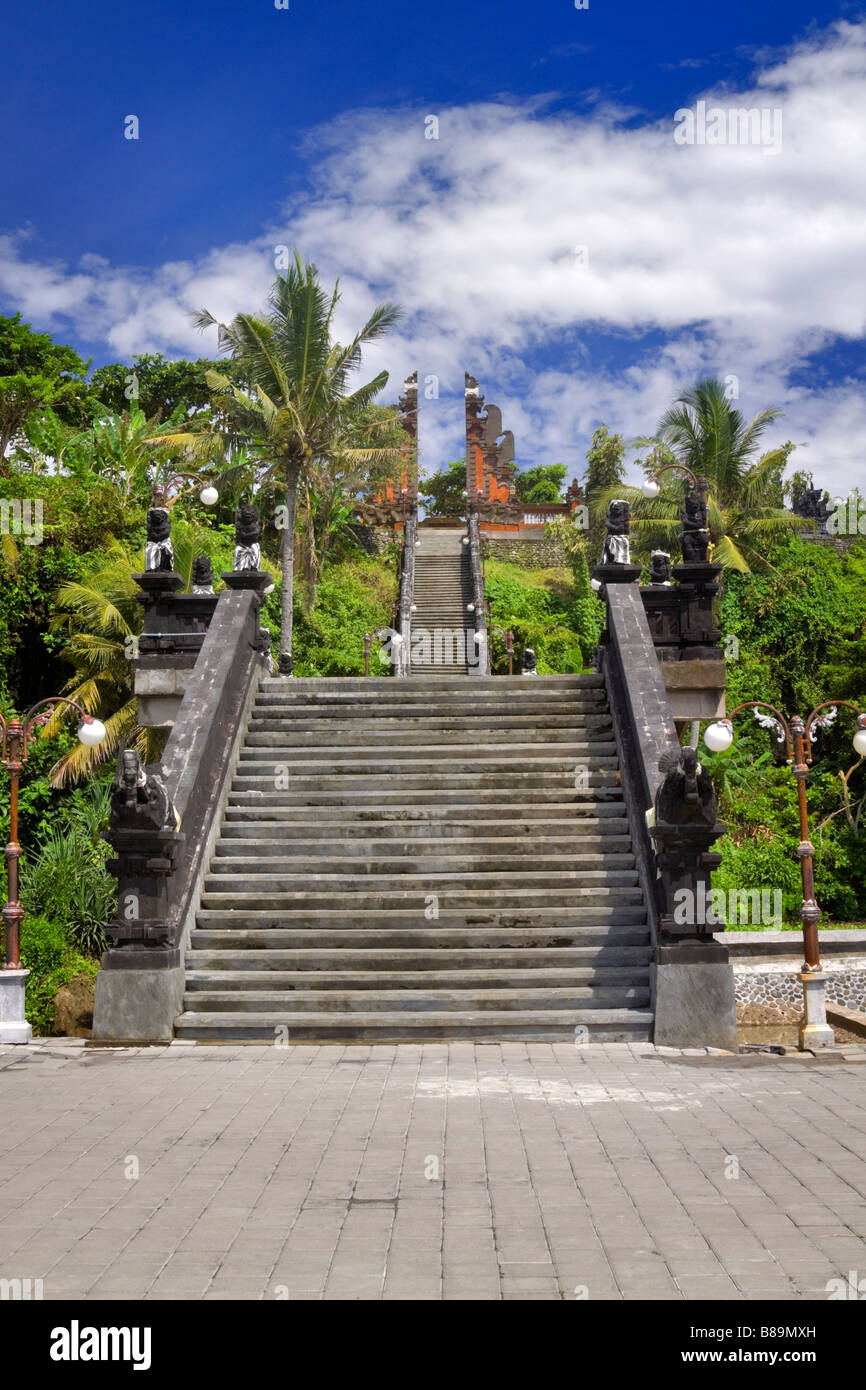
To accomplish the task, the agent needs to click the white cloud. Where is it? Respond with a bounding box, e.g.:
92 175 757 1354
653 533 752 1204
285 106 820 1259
0 19 864 490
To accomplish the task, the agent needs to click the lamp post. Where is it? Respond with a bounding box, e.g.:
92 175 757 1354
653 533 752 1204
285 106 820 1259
640 461 707 506
704 701 866 1049
0 699 106 1043
151 473 219 509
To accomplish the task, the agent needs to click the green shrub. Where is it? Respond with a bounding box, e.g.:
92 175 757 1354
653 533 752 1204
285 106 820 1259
20 780 114 955
285 557 396 676
485 561 599 672
16 914 98 1036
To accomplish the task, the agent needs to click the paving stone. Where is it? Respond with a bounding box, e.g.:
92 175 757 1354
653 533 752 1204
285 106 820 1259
4 1042 866 1301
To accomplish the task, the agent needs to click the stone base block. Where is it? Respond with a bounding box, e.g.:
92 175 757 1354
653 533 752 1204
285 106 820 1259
799 971 835 1050
653 951 738 1049
92 965 185 1045
0 969 33 1044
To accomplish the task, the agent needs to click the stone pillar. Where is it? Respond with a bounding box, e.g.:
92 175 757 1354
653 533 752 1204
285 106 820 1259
799 972 835 1050
0 969 32 1044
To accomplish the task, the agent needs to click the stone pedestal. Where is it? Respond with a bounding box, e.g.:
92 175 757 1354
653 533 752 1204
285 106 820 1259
0 968 32 1044
221 571 272 600
593 563 643 588
92 960 185 1045
798 971 836 1050
653 942 738 1049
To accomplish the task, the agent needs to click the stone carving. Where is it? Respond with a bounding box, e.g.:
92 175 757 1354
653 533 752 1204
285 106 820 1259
680 490 710 563
233 504 261 572
792 483 834 533
144 507 174 572
654 747 719 829
599 499 631 566
110 750 179 833
521 646 538 676
649 550 672 585
191 554 215 595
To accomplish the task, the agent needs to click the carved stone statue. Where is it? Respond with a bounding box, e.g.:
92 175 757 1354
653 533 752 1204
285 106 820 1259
680 491 710 563
654 747 719 829
110 750 179 833
144 507 174 571
599 499 631 565
233 504 262 572
521 646 538 676
191 554 215 595
649 550 672 585
792 483 834 533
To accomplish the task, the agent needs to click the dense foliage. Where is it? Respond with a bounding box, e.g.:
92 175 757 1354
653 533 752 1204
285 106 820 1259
708 535 866 923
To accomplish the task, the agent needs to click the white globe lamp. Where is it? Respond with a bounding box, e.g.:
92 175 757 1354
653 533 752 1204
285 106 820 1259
704 720 734 753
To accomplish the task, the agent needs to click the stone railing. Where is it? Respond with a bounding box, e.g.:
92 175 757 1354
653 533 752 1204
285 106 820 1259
597 571 737 1048
467 508 490 675
396 504 417 677
93 582 270 1043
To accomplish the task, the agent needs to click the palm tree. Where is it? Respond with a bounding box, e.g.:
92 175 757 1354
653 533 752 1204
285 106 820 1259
297 404 407 613
162 254 401 672
43 520 227 784
596 377 803 572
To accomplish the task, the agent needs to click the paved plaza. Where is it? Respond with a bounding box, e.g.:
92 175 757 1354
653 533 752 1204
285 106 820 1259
1 1040 865 1301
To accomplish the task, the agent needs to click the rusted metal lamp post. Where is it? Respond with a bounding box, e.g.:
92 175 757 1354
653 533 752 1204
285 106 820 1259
0 699 106 1043
705 701 866 1049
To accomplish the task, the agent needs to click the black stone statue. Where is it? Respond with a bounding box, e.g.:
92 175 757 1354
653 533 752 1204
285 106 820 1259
599 499 631 566
191 554 215 595
653 746 718 829
792 483 834 534
144 507 174 571
649 550 672 585
110 750 179 833
680 490 710 563
233 504 262 572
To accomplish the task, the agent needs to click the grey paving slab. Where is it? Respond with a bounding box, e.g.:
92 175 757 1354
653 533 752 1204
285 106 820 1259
1 1041 866 1300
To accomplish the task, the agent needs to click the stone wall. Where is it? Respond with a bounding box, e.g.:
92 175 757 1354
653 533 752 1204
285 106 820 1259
722 934 866 1023
483 535 569 569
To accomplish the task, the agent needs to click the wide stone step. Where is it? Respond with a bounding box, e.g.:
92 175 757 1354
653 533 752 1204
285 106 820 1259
185 945 653 970
227 788 625 807
207 852 637 875
181 985 651 1013
236 754 618 775
241 735 616 755
231 770 621 792
204 865 639 888
199 886 643 909
190 921 650 947
173 1008 654 1042
260 675 602 692
213 832 635 854
252 697 608 714
217 819 631 842
249 711 611 729
223 801 628 822
184 966 649 992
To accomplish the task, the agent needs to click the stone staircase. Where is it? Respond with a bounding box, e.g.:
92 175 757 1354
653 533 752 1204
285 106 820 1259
409 527 472 675
173 675 653 1042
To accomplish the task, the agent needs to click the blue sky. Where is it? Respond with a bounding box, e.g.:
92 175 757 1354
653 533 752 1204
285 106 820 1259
1 0 864 490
